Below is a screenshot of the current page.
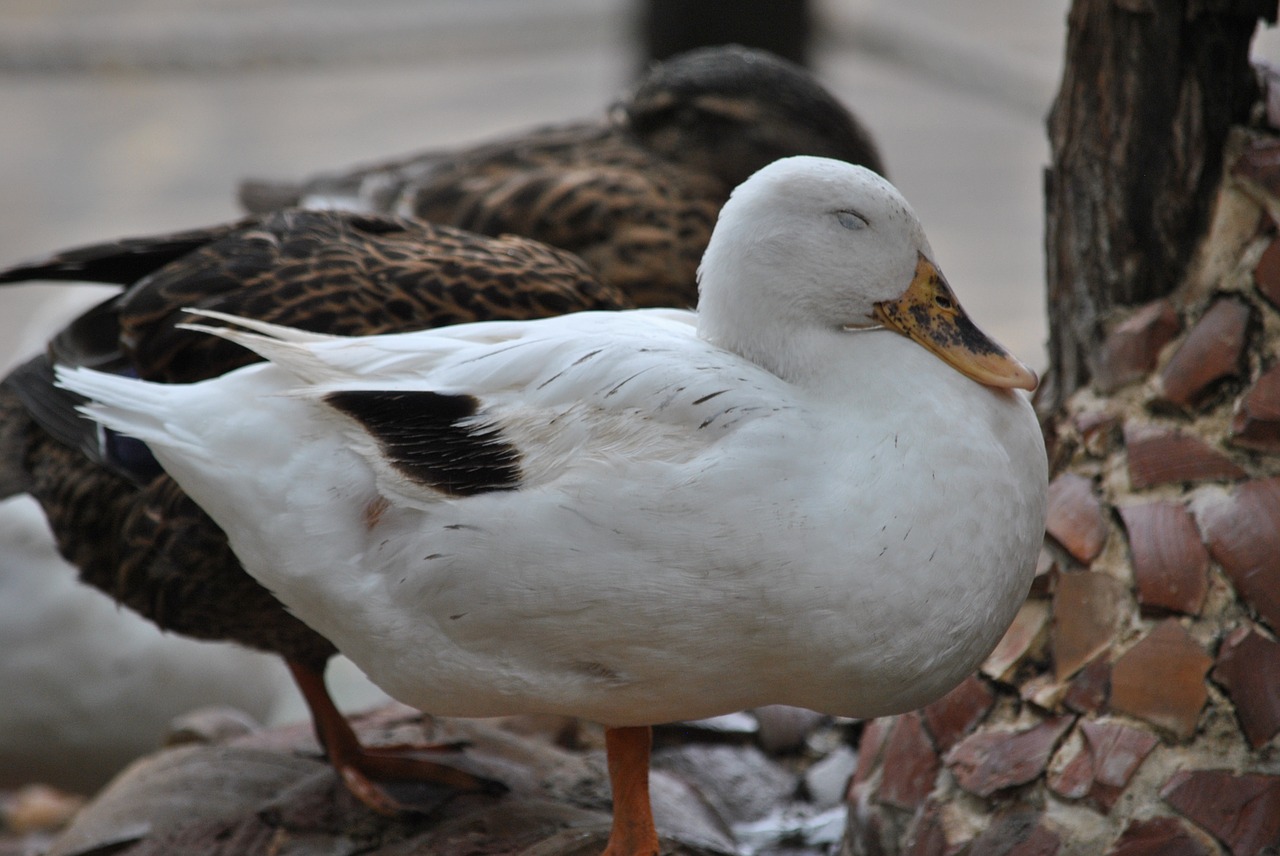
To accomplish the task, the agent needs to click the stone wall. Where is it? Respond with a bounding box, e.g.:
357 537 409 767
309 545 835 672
844 118 1280 856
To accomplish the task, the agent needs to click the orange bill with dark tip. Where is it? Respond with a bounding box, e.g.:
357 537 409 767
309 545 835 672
873 254 1038 391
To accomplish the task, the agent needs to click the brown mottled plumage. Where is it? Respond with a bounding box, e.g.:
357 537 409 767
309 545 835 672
239 45 885 308
0 209 628 810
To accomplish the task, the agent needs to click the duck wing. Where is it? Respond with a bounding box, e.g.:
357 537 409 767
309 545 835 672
118 308 789 511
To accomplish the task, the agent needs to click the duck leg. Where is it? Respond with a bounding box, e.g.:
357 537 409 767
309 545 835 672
602 725 660 856
287 660 501 815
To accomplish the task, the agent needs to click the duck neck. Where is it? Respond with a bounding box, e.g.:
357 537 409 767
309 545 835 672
697 288 846 387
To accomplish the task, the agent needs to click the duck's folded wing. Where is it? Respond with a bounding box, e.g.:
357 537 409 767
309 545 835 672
76 309 797 512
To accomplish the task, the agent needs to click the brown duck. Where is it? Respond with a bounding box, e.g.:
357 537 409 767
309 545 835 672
239 44 886 308
0 210 628 812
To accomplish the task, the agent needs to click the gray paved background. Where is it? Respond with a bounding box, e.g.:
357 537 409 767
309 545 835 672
0 1 1045 370
4 2 1280 370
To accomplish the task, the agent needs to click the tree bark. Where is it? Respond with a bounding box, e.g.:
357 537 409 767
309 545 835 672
1041 0 1275 414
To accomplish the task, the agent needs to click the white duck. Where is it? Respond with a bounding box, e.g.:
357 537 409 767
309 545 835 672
60 156 1048 856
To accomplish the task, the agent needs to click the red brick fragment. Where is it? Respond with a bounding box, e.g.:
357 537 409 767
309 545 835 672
1106 817 1213 856
1231 362 1280 452
1196 476 1280 631
966 806 1062 856
1211 627 1280 749
1110 620 1212 739
1029 549 1057 599
1162 769 1280 856
1063 658 1111 715
922 675 996 753
982 600 1049 682
852 718 889 788
1096 300 1181 392
1008 825 1061 856
1123 422 1245 489
1046 733 1091 798
1256 234 1280 309
877 713 939 811
905 801 965 856
1158 298 1250 409
1020 672 1068 710
1118 502 1209 616
1052 570 1125 681
947 715 1074 798
1075 409 1121 457
1045 473 1108 564
1046 719 1159 812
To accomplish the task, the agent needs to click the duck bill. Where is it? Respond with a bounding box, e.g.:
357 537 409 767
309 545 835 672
873 254 1038 391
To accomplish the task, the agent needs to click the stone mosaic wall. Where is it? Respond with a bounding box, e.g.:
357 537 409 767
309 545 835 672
844 125 1280 856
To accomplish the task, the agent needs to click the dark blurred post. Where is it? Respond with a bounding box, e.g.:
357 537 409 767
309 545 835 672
639 0 811 67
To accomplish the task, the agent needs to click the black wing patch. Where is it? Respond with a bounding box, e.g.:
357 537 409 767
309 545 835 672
324 390 522 497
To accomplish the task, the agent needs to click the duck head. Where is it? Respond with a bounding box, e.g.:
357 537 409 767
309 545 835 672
696 155 1036 391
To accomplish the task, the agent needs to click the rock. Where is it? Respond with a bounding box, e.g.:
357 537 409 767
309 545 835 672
920 675 996 753
1109 619 1212 740
45 714 742 856
803 746 857 810
851 719 888 791
1105 816 1213 856
751 706 825 755
165 707 262 747
1194 476 1280 632
652 743 793 827
1157 298 1250 409
877 713 938 811
1161 769 1280 856
945 716 1074 798
1045 719 1158 813
1045 474 1108 564
1210 627 1280 749
981 600 1050 682
1062 658 1111 716
963 805 1062 856
1051 570 1125 682
1095 300 1181 392
1123 422 1245 489
1230 362 1280 451
1252 231 1280 310
45 745 333 856
1117 502 1209 616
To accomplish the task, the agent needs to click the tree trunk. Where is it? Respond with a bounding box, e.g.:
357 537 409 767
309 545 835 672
1041 0 1274 414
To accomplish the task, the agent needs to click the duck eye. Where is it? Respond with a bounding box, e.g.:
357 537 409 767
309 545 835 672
835 210 867 231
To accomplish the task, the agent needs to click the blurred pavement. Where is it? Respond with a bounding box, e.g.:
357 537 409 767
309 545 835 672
4 2 1280 368
0 0 1082 370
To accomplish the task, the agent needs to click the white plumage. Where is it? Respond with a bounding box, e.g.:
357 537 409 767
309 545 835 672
60 154 1047 730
